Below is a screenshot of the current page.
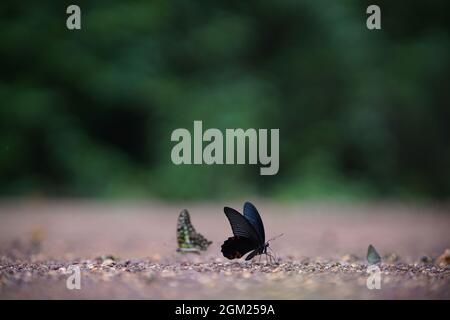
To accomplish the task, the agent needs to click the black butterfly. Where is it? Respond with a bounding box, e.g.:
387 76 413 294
221 202 281 262
177 209 212 253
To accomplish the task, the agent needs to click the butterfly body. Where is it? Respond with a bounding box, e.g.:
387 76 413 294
177 209 212 252
221 202 272 261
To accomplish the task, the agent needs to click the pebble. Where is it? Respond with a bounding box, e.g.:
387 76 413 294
101 259 115 267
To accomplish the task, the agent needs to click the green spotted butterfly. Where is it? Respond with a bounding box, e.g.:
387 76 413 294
177 209 212 253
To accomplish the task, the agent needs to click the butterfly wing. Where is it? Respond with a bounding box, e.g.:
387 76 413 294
221 236 256 259
367 244 381 265
221 206 262 260
223 206 261 245
177 209 212 251
191 231 212 251
243 202 265 243
245 249 260 261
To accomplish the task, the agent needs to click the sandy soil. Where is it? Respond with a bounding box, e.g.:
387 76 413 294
0 200 449 299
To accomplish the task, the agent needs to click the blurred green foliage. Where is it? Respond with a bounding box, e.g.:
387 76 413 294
0 1 449 201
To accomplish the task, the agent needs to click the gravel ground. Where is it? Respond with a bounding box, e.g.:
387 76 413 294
0 200 449 299
1 258 449 299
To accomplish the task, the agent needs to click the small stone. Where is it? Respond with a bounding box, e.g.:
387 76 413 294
152 254 161 261
101 259 115 267
161 270 176 278
341 254 359 263
96 255 118 262
420 255 433 264
383 253 400 264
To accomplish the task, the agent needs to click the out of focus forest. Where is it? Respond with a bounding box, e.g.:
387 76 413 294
0 1 449 201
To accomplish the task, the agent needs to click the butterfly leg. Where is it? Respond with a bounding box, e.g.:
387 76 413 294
268 246 278 264
266 251 276 264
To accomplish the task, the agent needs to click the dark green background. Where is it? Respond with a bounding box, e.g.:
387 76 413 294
1 1 449 201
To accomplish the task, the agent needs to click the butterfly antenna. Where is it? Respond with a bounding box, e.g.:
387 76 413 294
267 233 284 243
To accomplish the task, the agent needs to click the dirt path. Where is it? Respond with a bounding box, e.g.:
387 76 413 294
0 200 449 299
